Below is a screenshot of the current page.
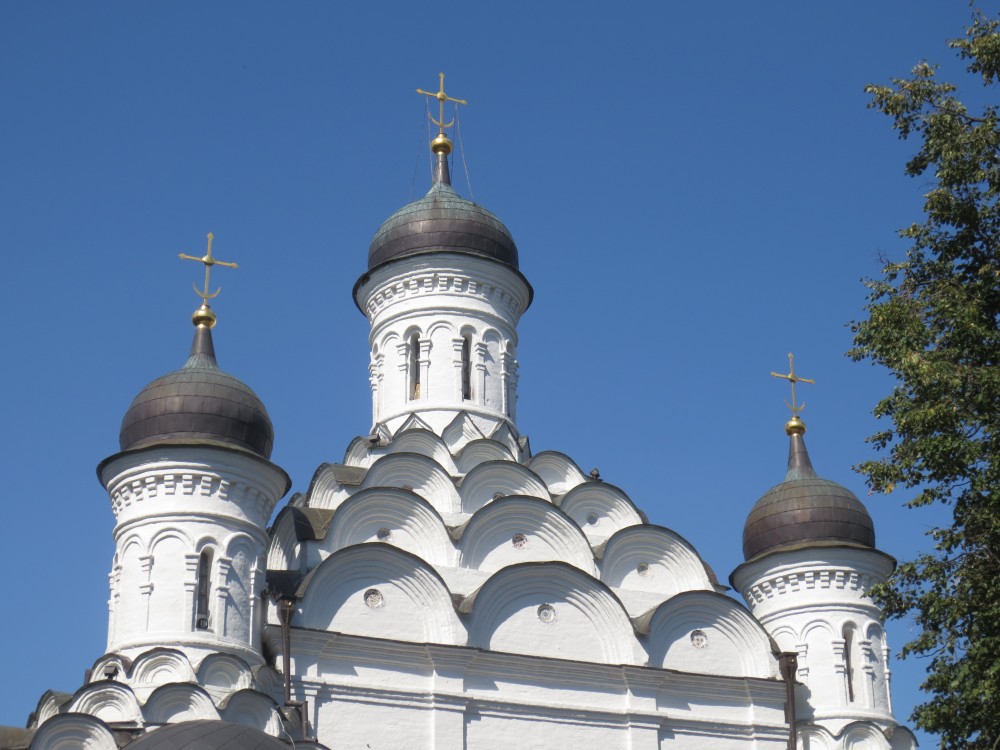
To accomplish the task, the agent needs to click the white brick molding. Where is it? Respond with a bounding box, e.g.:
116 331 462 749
356 255 532 325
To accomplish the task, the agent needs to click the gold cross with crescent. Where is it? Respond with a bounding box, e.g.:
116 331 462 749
178 232 239 305
770 353 815 418
416 72 467 132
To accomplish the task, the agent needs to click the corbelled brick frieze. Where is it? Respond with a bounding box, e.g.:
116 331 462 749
361 265 528 322
744 567 881 605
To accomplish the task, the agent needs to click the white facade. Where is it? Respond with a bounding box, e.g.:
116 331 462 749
7 136 918 750
99 445 288 665
356 253 531 437
733 546 905 748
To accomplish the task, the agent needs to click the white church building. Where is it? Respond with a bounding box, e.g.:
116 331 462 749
1 82 917 750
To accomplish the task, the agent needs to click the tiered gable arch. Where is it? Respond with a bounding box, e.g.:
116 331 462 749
465 562 644 665
295 544 465 646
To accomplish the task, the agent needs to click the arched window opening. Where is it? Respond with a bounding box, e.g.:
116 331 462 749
409 334 421 400
196 550 212 630
843 625 856 702
461 335 472 400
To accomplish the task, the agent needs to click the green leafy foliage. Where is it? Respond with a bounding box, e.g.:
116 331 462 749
850 12 1000 748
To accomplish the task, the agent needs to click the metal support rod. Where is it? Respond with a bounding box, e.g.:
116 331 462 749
278 598 295 706
779 652 799 750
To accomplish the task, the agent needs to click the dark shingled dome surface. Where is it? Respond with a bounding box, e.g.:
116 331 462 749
367 181 519 272
119 325 274 459
123 720 287 750
742 433 875 561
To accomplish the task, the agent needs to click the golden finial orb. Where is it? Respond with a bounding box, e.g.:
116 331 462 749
192 303 217 329
431 132 453 155
785 415 806 436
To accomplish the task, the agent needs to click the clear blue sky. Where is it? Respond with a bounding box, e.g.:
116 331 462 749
0 3 989 744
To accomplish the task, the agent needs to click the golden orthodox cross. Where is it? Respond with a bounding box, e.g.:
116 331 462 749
770 352 815 418
178 232 239 304
416 72 467 132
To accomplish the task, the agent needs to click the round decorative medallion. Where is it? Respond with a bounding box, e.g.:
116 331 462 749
636 562 651 577
586 513 599 526
376 527 392 542
512 533 527 549
364 588 384 609
690 629 708 648
537 604 556 623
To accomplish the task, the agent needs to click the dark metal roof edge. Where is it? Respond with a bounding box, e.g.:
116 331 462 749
352 252 534 314
96 440 292 497
729 543 897 588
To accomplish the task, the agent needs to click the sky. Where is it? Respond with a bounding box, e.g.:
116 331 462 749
0 2 992 745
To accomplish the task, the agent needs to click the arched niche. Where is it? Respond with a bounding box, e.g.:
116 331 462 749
343 436 373 468
459 461 550 515
843 721 894 749
643 591 778 679
599 525 714 599
526 451 588 496
218 689 283 734
303 463 356 511
360 453 461 517
296 544 465 646
319 487 455 567
66 682 141 725
142 683 220 724
29 714 118 750
800 620 839 707
455 438 514 475
487 422 521 457
130 649 196 691
458 496 596 575
197 653 254 703
558 482 644 543
465 562 643 665
266 510 302 572
384 429 458 475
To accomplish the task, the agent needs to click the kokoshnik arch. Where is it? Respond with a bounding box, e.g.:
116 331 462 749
0 74 917 750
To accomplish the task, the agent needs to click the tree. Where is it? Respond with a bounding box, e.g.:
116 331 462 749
850 12 1000 749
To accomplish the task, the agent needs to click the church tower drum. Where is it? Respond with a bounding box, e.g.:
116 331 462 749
731 358 900 745
97 238 290 666
353 75 532 439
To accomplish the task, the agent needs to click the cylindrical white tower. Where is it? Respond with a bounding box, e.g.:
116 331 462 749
353 138 532 439
98 304 290 666
731 417 901 742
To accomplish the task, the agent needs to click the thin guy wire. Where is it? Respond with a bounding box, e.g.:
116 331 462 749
456 110 475 203
410 99 430 201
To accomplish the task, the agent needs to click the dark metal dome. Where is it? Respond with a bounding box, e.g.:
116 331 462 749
742 432 875 561
119 324 275 459
123 720 287 749
366 153 519 272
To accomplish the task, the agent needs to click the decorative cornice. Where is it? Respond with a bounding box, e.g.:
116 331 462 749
743 566 882 607
359 263 530 323
108 470 273 526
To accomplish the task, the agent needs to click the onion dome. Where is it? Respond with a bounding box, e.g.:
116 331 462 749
123 720 288 749
118 304 275 459
742 417 875 561
366 149 520 273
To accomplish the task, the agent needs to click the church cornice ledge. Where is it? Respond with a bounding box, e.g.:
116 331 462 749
268 626 789 706
357 257 531 322
102 450 287 528
732 547 897 612
742 566 884 607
